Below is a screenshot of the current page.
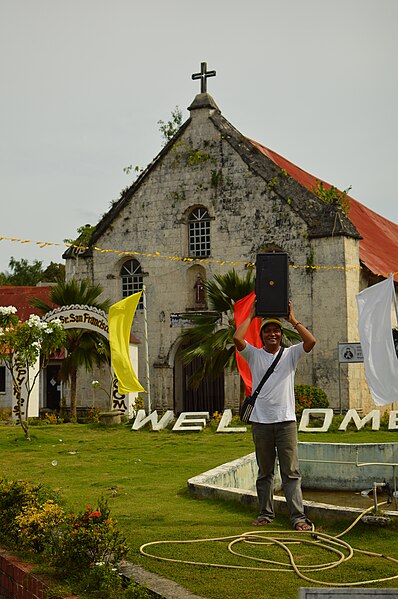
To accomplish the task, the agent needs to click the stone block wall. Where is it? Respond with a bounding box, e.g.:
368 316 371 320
65 98 367 414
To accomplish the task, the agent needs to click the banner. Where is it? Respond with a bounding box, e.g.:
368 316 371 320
356 276 398 406
108 292 145 394
233 291 262 395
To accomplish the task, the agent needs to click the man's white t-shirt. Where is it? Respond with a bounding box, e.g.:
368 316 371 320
240 341 304 424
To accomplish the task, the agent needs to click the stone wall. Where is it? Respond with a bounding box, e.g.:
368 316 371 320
65 97 370 414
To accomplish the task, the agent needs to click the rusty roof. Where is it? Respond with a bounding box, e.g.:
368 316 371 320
0 286 55 321
249 138 398 282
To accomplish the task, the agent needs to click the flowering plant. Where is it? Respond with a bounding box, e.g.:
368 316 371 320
0 306 66 438
0 478 60 546
15 499 66 553
294 384 329 417
55 497 129 574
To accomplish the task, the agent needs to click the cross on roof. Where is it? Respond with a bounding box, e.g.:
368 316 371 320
192 62 216 93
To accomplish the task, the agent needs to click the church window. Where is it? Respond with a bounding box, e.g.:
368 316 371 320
121 259 144 308
188 207 210 257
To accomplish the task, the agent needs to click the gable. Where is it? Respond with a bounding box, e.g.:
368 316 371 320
250 140 398 282
64 92 396 282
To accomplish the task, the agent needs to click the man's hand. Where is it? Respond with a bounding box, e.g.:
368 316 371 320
284 300 316 353
285 301 296 326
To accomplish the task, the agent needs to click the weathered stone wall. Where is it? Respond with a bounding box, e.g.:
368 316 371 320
65 99 366 414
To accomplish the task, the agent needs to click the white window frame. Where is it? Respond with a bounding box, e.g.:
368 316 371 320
188 207 211 258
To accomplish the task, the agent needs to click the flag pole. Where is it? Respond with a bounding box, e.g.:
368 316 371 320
142 285 151 413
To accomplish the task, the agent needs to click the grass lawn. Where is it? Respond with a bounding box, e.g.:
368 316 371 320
1 422 398 598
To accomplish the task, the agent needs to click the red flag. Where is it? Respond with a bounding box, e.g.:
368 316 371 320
233 291 262 395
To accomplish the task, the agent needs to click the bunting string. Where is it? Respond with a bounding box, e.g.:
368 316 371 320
0 234 397 277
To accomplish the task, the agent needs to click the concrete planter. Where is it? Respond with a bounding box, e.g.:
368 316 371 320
99 410 124 425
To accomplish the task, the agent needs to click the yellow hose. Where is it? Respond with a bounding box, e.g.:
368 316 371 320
140 501 398 586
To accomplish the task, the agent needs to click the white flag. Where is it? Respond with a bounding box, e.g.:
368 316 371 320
356 276 398 406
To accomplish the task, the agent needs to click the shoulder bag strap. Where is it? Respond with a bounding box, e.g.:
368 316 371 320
251 347 284 400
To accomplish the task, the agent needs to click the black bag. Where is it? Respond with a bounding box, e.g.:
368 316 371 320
239 347 284 423
240 395 256 424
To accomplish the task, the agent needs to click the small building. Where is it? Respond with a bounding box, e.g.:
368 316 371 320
0 285 63 414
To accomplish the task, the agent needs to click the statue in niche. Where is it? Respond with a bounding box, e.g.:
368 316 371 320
194 274 206 308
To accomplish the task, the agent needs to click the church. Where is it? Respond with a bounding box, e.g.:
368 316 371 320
64 64 398 416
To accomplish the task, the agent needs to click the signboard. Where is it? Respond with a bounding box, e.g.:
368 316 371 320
170 312 221 327
43 304 109 339
338 342 363 363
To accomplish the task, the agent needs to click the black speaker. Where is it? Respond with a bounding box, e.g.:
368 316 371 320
255 253 289 317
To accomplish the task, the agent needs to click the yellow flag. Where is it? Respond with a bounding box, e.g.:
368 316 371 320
108 292 145 394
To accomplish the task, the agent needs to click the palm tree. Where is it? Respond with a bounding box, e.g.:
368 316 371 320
177 269 300 401
31 278 111 419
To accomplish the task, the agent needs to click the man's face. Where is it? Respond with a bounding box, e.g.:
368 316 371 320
261 324 282 349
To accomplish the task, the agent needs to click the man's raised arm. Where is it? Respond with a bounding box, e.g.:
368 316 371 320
233 300 257 351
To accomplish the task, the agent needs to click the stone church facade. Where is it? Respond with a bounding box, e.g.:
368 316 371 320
64 89 393 415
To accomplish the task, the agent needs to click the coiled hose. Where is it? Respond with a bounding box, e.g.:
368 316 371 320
140 502 398 587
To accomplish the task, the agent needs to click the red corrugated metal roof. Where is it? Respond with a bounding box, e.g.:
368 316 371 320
0 286 55 321
249 138 398 282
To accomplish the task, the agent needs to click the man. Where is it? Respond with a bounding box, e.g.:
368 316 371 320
233 299 316 530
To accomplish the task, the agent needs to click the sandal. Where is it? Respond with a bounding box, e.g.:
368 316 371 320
294 519 313 531
251 518 271 526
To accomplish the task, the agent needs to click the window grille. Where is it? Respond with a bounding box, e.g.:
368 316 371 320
121 259 144 308
188 207 210 257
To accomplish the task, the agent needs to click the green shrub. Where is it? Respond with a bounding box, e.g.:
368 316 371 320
84 408 101 423
53 496 129 575
0 479 46 544
0 408 11 421
74 563 124 597
295 384 329 417
15 499 66 553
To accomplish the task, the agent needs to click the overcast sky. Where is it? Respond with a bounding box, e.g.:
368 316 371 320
1 0 397 273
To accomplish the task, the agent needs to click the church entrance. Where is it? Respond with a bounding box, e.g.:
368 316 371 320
174 346 224 415
45 364 62 411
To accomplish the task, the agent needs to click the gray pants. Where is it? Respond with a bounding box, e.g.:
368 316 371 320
251 420 306 526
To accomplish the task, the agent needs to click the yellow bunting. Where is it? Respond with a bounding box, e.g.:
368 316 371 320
0 234 397 277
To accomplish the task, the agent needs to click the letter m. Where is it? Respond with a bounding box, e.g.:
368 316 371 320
338 409 380 431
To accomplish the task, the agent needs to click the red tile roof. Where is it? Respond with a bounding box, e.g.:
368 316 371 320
0 286 55 321
249 138 398 282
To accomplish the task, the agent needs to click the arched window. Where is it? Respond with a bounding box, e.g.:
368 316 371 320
120 259 144 307
188 207 211 257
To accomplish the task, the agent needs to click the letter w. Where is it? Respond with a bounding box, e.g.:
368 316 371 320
131 410 174 431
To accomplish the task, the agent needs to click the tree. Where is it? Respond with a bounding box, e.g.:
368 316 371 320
31 279 111 419
312 180 352 214
177 270 300 401
41 261 65 282
157 106 183 145
0 257 65 285
0 257 44 286
64 224 96 252
0 307 66 439
123 106 183 176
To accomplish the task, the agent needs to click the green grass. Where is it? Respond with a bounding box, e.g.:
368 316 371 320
1 422 398 598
